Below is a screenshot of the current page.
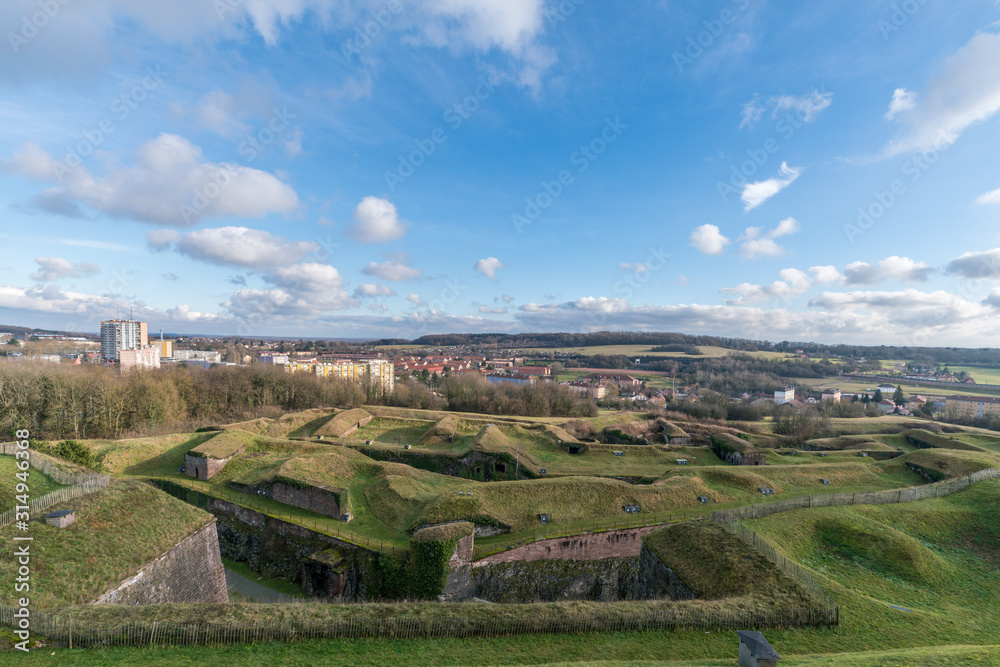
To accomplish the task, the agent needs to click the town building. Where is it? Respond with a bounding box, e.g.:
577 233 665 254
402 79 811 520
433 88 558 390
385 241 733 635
259 353 290 365
119 345 161 372
821 388 841 403
563 381 607 399
285 358 395 395
157 339 174 359
100 319 148 360
583 372 641 388
774 387 795 405
173 350 223 363
946 395 1000 419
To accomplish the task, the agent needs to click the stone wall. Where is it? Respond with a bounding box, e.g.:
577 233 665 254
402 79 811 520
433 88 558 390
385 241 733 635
94 520 228 605
635 542 694 601
471 557 641 603
229 481 342 519
207 496 367 601
474 526 660 564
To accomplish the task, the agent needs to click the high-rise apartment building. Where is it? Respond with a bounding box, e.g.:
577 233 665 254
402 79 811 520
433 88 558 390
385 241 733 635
100 320 149 360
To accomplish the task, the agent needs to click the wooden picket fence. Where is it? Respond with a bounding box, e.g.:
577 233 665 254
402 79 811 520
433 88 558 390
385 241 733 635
0 445 111 527
0 603 837 648
712 467 1000 523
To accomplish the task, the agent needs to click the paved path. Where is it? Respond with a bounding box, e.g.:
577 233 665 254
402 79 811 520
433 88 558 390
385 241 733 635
224 568 299 603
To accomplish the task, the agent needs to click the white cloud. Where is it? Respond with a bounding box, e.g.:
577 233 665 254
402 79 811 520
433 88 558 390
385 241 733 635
474 257 507 281
30 257 100 282
809 289 987 329
147 229 181 250
885 88 916 121
619 262 650 274
721 268 812 305
741 162 802 211
407 292 424 306
985 289 1000 309
225 262 355 320
810 265 844 284
12 134 298 226
196 91 250 138
158 227 319 268
844 256 932 285
883 32 1000 156
348 197 407 243
354 283 396 298
689 224 731 256
738 218 800 259
945 248 1000 280
479 306 507 314
1 142 57 181
740 89 833 129
773 89 834 123
739 96 766 129
573 296 629 313
975 187 1000 205
362 253 422 281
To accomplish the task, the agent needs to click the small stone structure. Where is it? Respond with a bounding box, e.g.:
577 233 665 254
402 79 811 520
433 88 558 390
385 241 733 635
737 630 780 667
184 440 247 480
228 479 343 519
742 452 766 466
44 509 76 528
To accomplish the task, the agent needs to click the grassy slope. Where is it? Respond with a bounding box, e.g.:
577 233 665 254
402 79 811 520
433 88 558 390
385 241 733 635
0 479 212 608
0 456 66 508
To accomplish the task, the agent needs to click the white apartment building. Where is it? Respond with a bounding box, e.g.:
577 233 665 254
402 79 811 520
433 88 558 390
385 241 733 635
100 319 148 360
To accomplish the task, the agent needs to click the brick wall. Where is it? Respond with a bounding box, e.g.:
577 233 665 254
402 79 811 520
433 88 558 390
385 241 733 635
473 526 661 565
94 520 228 605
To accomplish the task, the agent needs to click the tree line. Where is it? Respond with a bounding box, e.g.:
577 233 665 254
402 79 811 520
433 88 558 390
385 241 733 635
0 361 595 441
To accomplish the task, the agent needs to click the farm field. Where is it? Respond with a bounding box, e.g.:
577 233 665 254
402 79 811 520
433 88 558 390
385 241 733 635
515 344 791 360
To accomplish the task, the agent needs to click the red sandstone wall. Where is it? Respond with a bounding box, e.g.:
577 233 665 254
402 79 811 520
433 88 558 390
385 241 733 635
473 526 661 565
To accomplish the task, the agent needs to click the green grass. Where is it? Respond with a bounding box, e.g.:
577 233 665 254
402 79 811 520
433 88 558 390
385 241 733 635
12 641 1000 666
0 455 66 508
0 479 212 608
221 558 307 598
643 520 816 606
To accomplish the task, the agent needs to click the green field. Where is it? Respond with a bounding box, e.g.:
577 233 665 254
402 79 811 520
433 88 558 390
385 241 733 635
516 344 791 360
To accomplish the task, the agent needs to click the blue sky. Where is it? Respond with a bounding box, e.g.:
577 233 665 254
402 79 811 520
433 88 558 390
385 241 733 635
1 0 1000 344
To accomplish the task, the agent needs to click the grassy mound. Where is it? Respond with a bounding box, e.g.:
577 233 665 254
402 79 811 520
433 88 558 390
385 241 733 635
472 425 543 470
189 429 256 459
699 467 784 494
805 436 896 451
902 429 988 452
419 475 726 532
642 520 816 605
0 479 213 608
814 515 954 584
315 409 374 438
896 448 1000 479
417 414 462 447
412 521 474 541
